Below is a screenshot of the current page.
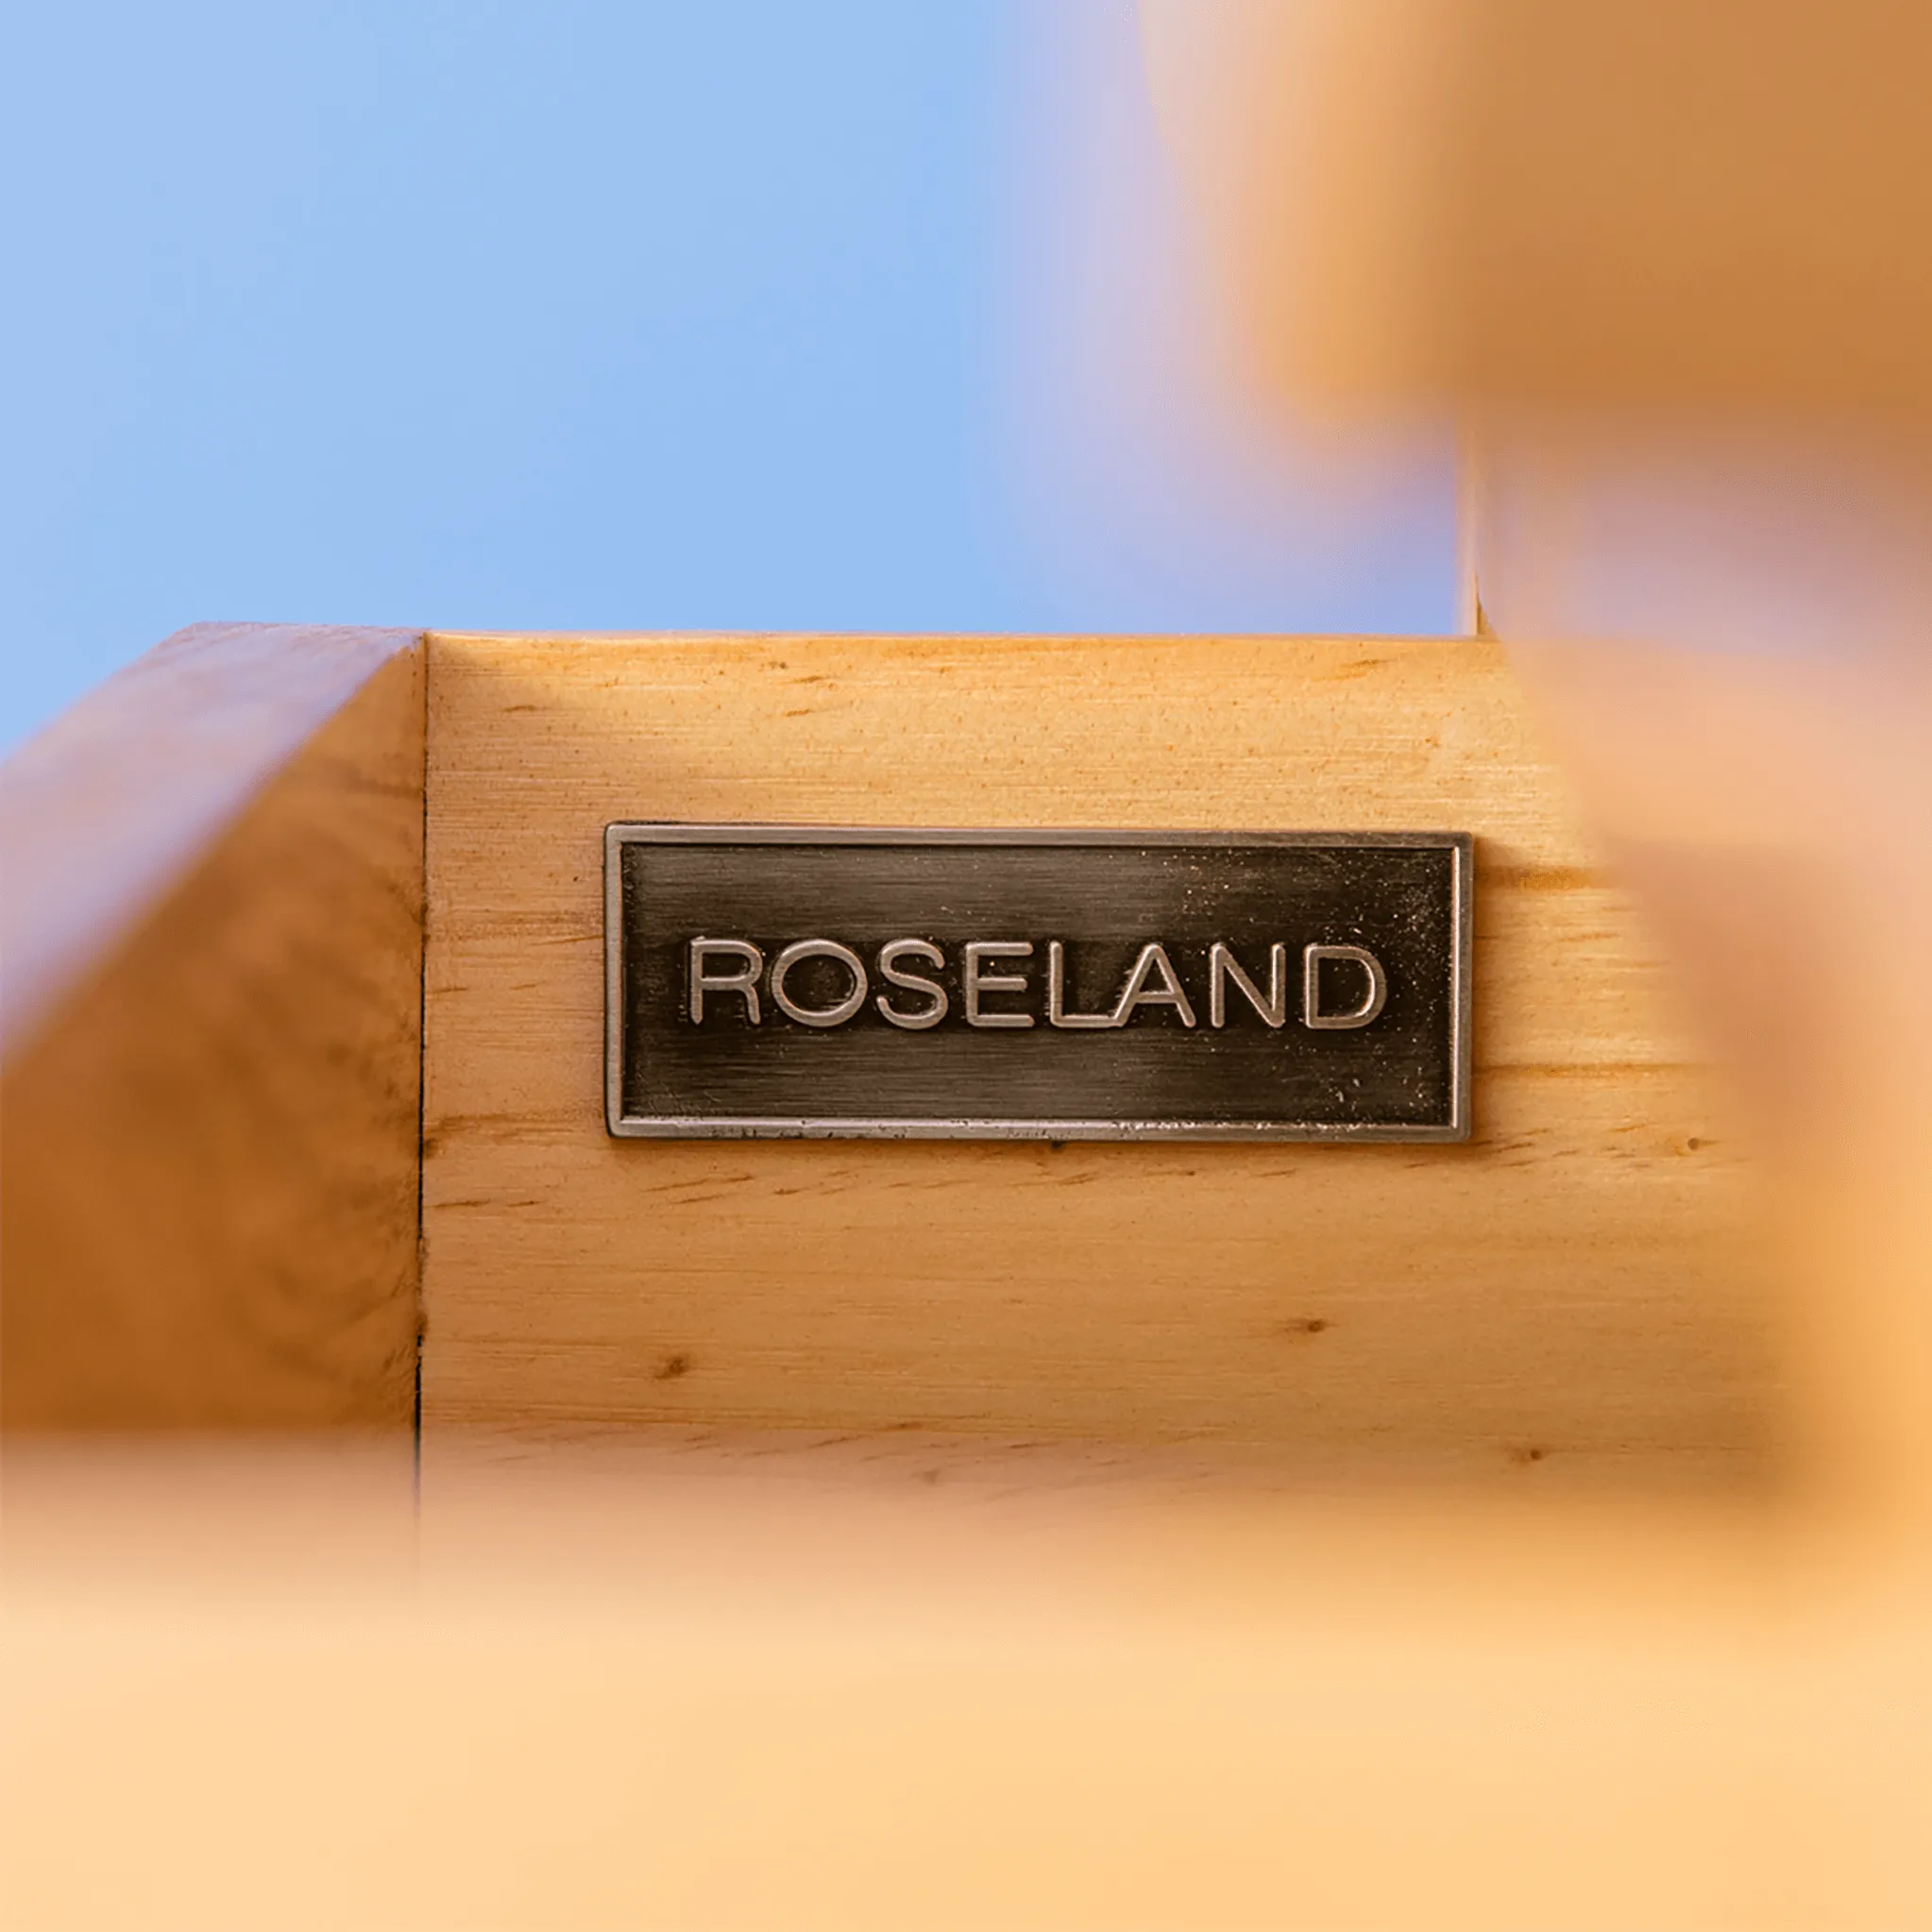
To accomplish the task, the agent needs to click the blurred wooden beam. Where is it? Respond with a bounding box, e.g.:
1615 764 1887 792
1143 0 1932 424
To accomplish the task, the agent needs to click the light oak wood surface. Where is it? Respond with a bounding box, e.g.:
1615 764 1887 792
421 631 1777 1479
1 624 426 1429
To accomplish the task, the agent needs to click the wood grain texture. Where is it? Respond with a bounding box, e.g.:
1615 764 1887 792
421 632 1778 1479
1 625 426 1429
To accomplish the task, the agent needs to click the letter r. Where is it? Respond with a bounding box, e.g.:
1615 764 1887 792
688 938 765 1025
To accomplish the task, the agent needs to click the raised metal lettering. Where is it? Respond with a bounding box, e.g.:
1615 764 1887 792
1209 941 1287 1028
612 828 1473 1141
875 938 949 1030
1110 941 1197 1028
1302 943 1387 1029
1047 940 1115 1028
964 941 1035 1028
770 939 868 1027
687 938 764 1025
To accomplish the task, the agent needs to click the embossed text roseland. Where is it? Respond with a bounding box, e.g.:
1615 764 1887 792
605 827 1472 1141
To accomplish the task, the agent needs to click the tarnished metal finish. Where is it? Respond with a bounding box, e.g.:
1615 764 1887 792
604 827 1473 1142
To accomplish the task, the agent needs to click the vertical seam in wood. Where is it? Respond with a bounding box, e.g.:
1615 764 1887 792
412 636 430 1491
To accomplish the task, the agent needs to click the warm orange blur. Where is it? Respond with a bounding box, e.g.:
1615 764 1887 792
1142 0 1932 426
1145 0 1932 1555
7 1434 1930 1929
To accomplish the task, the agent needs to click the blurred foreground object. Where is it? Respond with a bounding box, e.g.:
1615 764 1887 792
1145 0 1932 1541
1141 0 1932 423
6 1433 1930 1931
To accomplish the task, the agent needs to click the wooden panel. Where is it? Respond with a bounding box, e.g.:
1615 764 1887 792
422 632 1776 1477
1 624 426 1429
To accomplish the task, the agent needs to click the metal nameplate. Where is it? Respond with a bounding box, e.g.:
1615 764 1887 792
605 827 1472 1142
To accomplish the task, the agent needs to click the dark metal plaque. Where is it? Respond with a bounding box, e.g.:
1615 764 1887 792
604 827 1471 1142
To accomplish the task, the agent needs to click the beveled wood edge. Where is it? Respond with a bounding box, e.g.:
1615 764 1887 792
0 622 423 1060
0 624 429 1431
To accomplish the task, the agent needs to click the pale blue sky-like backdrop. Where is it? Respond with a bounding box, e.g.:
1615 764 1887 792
1 0 1454 752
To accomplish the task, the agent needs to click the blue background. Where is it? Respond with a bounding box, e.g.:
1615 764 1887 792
1 1 1453 753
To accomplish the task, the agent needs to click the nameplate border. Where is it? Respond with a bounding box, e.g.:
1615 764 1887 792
603 824 1473 1144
